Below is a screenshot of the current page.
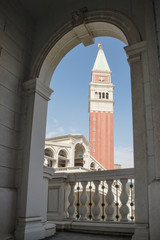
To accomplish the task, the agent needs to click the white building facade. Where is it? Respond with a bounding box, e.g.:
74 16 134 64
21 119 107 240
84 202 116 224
44 134 105 172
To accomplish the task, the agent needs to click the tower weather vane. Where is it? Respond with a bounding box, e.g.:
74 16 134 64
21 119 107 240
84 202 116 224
98 43 102 49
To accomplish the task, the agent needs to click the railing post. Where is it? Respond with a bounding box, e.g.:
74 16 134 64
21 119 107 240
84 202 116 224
120 179 129 222
92 180 101 220
80 181 88 220
105 180 114 221
68 182 76 219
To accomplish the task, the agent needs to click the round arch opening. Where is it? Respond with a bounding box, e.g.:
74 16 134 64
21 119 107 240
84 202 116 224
29 10 144 172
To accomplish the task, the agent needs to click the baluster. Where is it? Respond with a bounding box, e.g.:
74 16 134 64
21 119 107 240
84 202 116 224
80 181 88 220
76 182 80 219
101 182 105 221
89 181 92 220
105 180 114 221
120 179 129 222
129 179 135 221
68 182 76 219
92 180 101 220
115 180 120 221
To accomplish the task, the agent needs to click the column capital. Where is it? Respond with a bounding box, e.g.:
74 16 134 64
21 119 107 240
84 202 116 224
124 41 147 63
23 78 53 101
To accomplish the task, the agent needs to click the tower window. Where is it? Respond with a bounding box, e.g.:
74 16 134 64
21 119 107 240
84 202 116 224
106 92 109 99
93 149 95 153
102 92 105 98
93 128 95 132
99 92 101 99
93 138 95 142
93 117 96 121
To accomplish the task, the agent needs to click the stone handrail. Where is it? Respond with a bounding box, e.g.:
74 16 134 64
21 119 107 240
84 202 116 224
66 168 134 182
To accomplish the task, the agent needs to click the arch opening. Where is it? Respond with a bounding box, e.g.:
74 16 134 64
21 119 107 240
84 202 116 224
30 10 142 171
58 149 68 168
44 148 55 167
74 143 85 167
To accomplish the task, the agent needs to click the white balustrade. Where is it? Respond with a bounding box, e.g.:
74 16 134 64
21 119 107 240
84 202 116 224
80 181 88 220
120 179 129 222
92 180 101 220
48 168 135 223
68 182 76 219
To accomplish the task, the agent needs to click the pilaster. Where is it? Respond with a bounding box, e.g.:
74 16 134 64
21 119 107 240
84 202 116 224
125 41 149 240
15 79 53 240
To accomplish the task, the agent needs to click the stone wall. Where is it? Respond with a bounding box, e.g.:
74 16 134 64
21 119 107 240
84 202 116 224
0 0 33 236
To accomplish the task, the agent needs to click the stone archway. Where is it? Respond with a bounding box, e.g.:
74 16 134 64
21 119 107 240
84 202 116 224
17 10 151 240
30 10 141 87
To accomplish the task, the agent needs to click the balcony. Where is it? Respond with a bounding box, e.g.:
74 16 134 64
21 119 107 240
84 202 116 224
43 167 137 239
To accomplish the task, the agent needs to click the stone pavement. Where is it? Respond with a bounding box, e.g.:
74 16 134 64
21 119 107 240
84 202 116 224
45 232 131 240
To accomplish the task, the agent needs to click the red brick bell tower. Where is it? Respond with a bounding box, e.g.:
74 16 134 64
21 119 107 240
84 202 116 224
89 44 114 170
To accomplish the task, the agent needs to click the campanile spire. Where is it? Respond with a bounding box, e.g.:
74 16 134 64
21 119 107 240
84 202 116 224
89 45 114 170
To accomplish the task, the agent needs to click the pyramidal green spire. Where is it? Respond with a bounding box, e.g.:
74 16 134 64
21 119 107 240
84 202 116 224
92 43 111 73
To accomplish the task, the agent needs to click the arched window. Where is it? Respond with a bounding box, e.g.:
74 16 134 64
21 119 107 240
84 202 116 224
90 162 95 169
58 150 67 167
99 92 101 99
102 92 105 98
44 148 53 157
74 143 85 167
106 92 109 99
59 150 66 157
44 148 54 167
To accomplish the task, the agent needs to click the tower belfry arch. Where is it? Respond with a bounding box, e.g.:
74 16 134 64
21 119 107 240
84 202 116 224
16 9 156 240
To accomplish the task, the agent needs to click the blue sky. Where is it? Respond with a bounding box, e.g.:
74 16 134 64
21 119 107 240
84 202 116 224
46 37 134 168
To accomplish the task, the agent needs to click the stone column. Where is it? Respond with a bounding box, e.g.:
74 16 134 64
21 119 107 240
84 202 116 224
71 143 74 168
144 1 160 239
15 79 53 240
125 42 149 239
42 167 56 238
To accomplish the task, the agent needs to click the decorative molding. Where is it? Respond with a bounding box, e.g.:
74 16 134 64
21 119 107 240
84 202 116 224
43 166 55 179
30 10 141 81
73 23 94 47
15 216 45 240
23 78 53 101
72 7 88 27
125 41 147 63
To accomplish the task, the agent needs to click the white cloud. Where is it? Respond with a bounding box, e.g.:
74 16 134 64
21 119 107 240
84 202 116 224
46 127 65 138
57 127 65 134
53 118 59 125
46 131 58 138
69 127 79 133
114 146 134 168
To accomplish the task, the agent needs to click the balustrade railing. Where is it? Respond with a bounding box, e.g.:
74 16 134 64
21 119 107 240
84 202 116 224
66 169 135 222
47 168 135 224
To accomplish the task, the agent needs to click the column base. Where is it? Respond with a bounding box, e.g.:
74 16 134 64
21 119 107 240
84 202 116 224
149 180 160 239
131 224 149 240
44 221 56 238
15 217 45 240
